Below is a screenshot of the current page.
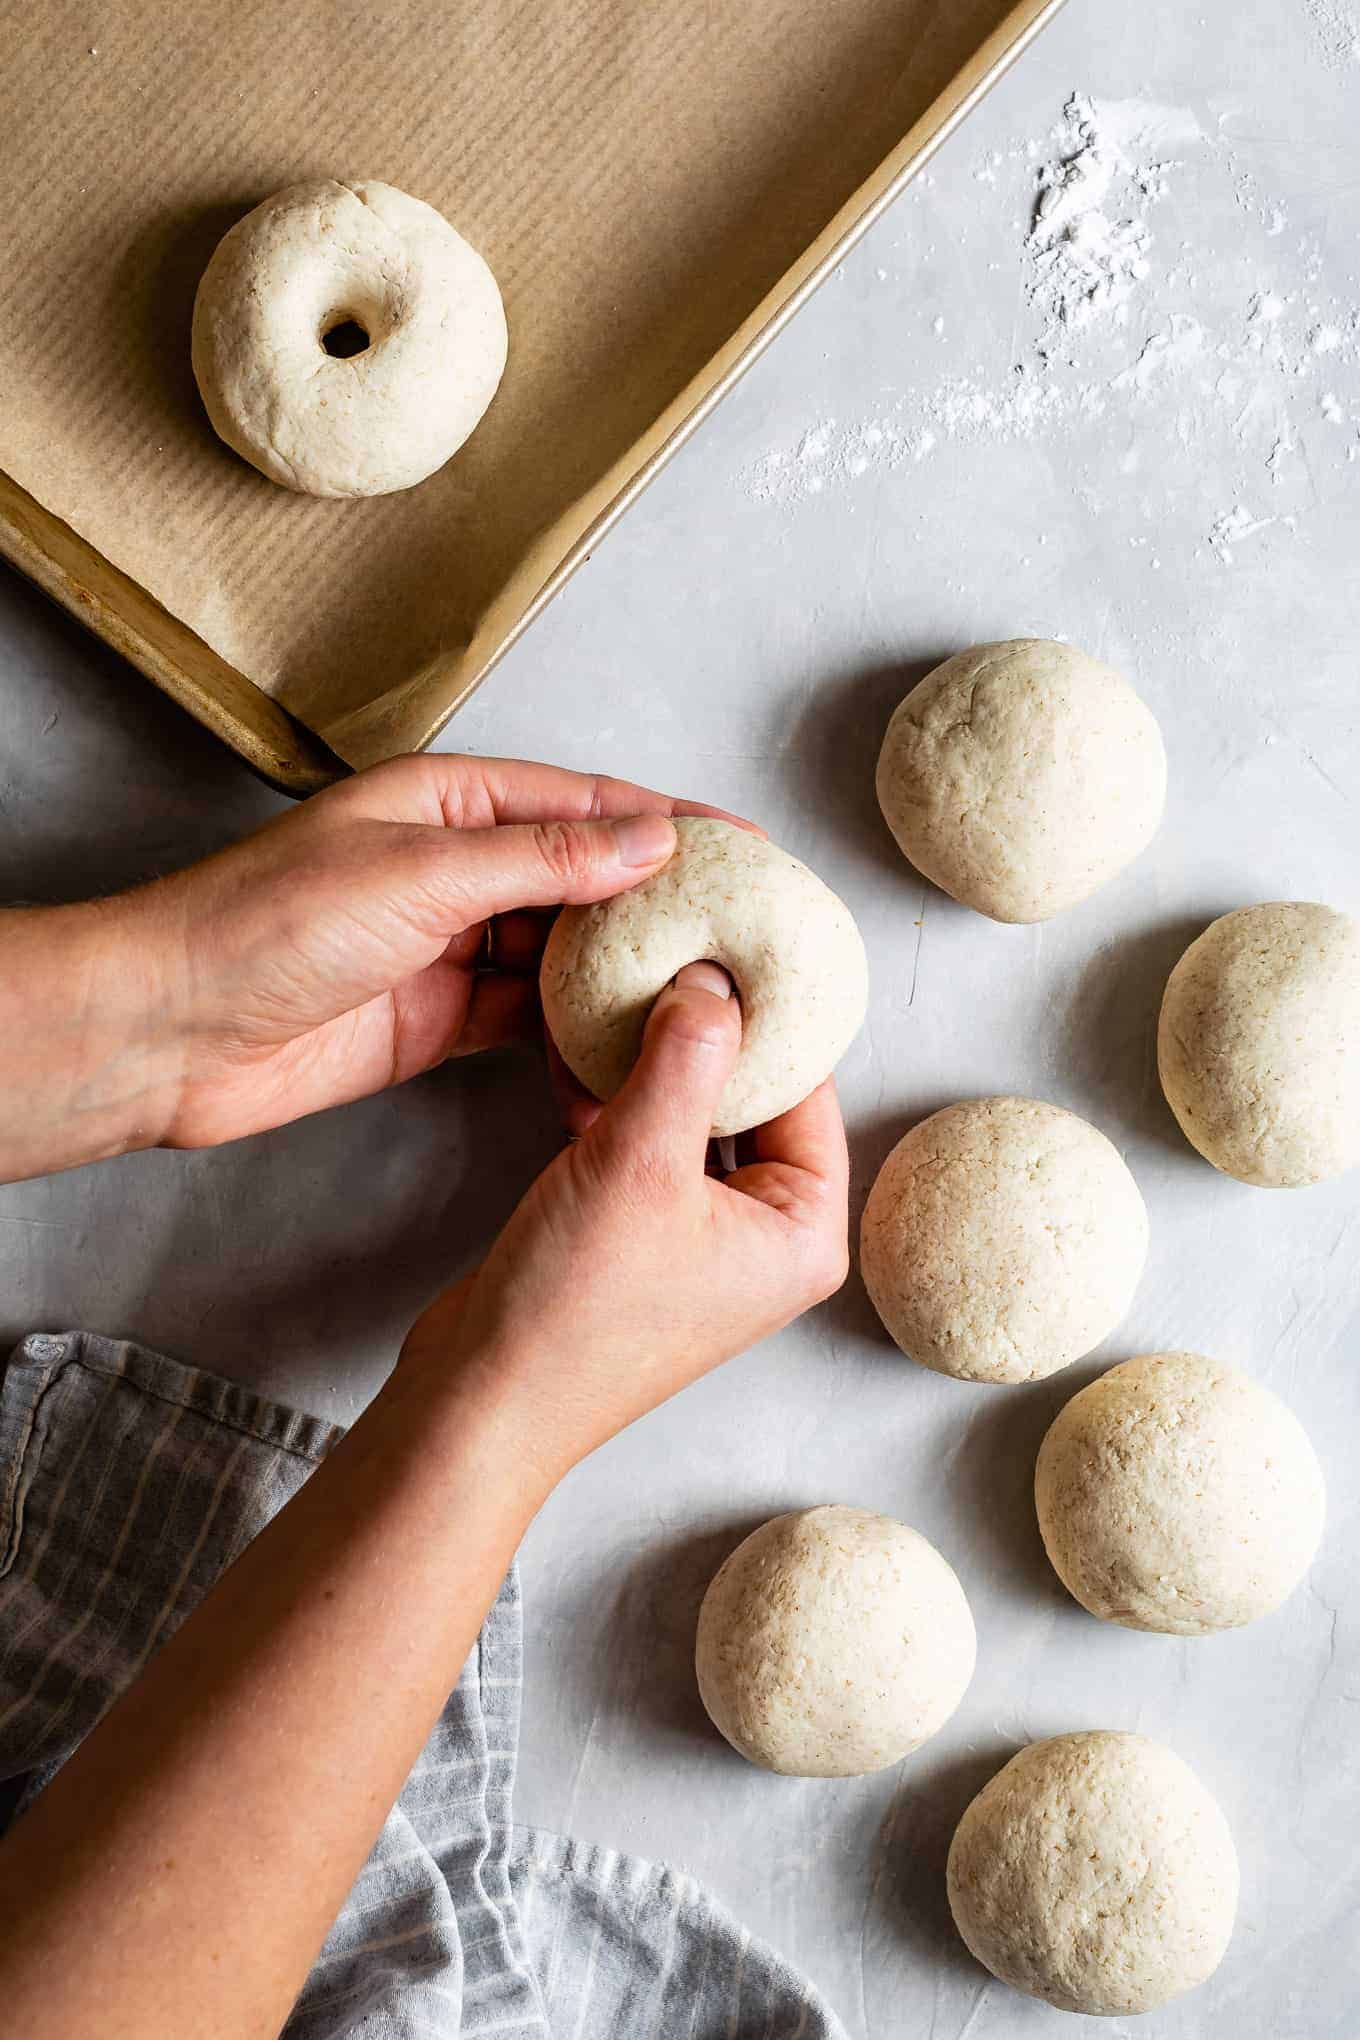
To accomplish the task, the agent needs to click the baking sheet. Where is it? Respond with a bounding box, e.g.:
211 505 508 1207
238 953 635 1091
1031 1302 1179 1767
2 0 1059 773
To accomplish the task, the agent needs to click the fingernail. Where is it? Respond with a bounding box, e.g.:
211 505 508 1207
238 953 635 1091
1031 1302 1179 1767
611 813 677 867
673 960 733 1000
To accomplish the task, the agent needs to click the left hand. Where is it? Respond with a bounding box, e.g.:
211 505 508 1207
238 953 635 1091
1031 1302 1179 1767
0 753 751 1179
152 753 752 1147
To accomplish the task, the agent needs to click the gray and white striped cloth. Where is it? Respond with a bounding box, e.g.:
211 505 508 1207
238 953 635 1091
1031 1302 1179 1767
0 1331 848 2038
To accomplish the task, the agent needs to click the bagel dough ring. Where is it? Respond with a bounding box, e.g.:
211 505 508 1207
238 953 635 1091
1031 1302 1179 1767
860 1097 1148 1384
540 817 869 1138
695 1505 976 1777
947 1732 1238 2016
876 639 1166 923
1158 900 1360 1187
191 179 507 497
1035 1352 1325 1635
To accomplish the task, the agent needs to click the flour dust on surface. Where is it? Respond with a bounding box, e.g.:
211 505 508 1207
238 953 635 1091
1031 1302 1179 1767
742 91 1360 568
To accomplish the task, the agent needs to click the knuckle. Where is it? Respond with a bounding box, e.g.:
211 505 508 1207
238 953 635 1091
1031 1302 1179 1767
656 991 738 1055
531 819 595 889
669 1009 733 1055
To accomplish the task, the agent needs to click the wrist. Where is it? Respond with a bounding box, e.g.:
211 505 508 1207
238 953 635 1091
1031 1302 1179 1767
394 1308 570 1513
0 890 190 1182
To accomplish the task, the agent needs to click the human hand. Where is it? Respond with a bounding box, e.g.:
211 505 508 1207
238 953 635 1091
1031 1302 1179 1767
137 752 748 1149
401 962 850 1486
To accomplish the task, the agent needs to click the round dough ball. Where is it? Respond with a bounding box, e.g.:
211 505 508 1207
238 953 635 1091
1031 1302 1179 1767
1158 901 1360 1188
948 1732 1238 2016
540 817 868 1138
876 639 1166 923
695 1505 975 1777
192 179 507 497
860 1097 1148 1384
1036 1351 1325 1634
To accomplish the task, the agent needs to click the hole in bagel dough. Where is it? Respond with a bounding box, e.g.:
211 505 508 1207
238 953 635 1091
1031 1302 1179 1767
321 318 370 359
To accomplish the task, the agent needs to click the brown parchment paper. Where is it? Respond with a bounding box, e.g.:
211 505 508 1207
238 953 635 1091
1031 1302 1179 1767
2 0 1054 770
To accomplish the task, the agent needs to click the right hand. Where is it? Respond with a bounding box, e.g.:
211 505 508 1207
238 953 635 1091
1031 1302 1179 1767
401 961 850 1484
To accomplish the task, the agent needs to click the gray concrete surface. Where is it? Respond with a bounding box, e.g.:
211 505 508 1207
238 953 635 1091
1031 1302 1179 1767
2 0 1357 2031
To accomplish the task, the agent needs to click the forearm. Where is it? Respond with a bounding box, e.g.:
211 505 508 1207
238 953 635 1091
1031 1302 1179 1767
0 896 183 1182
0 1337 547 2040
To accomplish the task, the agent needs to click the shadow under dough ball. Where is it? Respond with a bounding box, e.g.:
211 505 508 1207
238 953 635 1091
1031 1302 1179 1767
694 1505 975 1777
540 816 869 1138
859 1097 1148 1384
947 1732 1239 2017
1036 1351 1325 1634
875 638 1167 923
1158 900 1360 1187
192 178 507 497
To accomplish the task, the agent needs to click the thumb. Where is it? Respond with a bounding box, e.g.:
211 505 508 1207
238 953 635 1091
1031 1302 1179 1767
591 962 742 1176
434 813 677 919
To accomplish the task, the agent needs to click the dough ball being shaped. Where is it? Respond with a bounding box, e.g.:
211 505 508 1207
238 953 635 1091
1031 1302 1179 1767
1158 901 1360 1187
876 639 1166 923
695 1505 975 1777
947 1732 1238 2016
541 817 869 1137
860 1098 1147 1384
192 179 507 497
1036 1351 1325 1634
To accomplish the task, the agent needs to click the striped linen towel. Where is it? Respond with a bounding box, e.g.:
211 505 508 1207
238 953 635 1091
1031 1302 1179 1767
0 1331 848 2038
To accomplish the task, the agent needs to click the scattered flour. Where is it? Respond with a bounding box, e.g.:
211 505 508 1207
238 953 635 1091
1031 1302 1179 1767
1209 504 1275 562
742 89 1360 564
1027 94 1194 356
1302 0 1360 69
1111 314 1206 392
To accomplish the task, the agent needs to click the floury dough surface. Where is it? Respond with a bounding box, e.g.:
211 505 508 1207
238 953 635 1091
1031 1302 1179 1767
947 1732 1239 2015
875 639 1166 923
191 180 507 497
1035 1352 1326 1634
540 817 869 1137
1158 901 1360 1188
859 1097 1148 1383
694 1506 976 1777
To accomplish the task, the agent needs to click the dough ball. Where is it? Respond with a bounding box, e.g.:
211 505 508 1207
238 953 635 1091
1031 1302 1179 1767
875 639 1166 923
192 179 507 497
1158 901 1360 1187
860 1097 1147 1384
1036 1351 1325 1634
694 1505 975 1777
947 1732 1238 2015
540 817 868 1137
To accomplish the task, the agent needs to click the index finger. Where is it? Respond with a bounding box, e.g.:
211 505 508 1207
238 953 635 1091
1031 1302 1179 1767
345 752 765 838
474 757 766 838
748 1077 849 1193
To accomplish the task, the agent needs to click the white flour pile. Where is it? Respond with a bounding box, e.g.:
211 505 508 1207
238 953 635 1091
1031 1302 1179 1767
1027 93 1185 355
743 91 1360 563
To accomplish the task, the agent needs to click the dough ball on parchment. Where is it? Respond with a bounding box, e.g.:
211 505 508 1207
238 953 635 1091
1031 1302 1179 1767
1036 1351 1325 1635
947 1731 1239 2016
1158 901 1360 1187
540 817 868 1138
875 639 1166 923
694 1505 975 1777
860 1097 1148 1385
